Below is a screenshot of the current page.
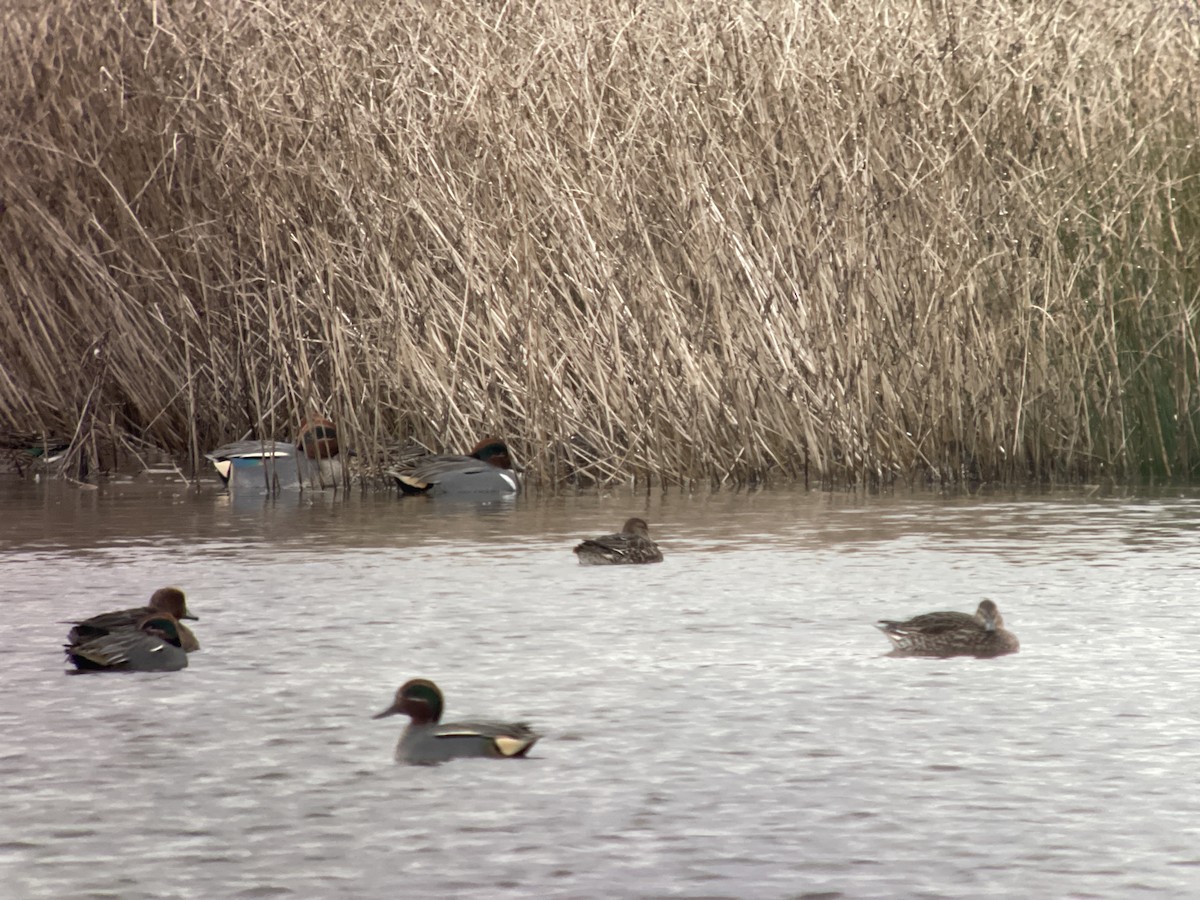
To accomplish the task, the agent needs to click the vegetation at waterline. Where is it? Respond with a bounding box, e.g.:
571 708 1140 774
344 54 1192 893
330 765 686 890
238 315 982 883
1 0 1198 487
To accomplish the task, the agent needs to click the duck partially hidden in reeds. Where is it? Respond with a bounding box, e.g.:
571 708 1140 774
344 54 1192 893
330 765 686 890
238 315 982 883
65 614 189 672
573 518 663 565
372 679 540 765
206 417 345 491
387 438 519 497
66 587 201 653
0 430 71 476
874 599 1019 658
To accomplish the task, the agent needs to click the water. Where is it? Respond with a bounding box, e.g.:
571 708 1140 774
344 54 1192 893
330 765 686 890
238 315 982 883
2 478 1199 898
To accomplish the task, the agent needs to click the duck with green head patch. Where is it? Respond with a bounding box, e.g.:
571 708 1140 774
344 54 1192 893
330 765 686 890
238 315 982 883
0 430 71 475
206 416 346 491
874 599 1019 658
66 613 189 672
388 438 519 497
66 586 200 653
573 517 663 565
372 678 540 765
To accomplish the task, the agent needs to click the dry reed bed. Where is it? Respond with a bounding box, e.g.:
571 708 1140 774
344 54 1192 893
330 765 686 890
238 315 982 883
1 0 1197 485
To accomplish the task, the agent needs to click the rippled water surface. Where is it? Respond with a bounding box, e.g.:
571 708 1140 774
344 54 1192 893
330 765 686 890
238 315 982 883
2 477 1200 898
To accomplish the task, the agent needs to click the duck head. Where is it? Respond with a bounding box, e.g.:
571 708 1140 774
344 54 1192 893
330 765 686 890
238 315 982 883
976 599 1003 632
149 587 198 621
468 439 514 470
139 614 184 648
621 517 651 537
298 418 340 461
373 678 444 725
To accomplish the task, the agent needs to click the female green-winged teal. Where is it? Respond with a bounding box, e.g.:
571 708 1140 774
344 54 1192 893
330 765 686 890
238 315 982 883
874 599 1019 658
372 678 540 765
206 417 345 491
67 587 200 652
573 517 663 565
388 438 519 497
65 613 189 672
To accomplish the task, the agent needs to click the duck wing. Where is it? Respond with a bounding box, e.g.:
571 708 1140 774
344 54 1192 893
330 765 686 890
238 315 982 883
574 533 662 564
65 628 188 671
66 606 152 645
875 610 980 635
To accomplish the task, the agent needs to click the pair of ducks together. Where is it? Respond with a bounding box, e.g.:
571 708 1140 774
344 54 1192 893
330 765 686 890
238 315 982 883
63 587 199 672
206 420 520 496
62 587 1018 767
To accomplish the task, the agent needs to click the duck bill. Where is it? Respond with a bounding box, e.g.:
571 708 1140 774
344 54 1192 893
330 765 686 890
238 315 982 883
182 613 199 621
372 704 402 720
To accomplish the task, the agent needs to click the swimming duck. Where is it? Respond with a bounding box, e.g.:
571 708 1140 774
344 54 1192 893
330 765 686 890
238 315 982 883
573 517 664 565
66 587 200 652
372 678 540 765
206 417 345 490
874 599 1020 658
65 614 189 672
388 438 519 497
0 430 71 476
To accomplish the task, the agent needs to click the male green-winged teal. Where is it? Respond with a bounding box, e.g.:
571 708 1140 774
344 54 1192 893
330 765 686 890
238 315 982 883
372 678 540 765
206 417 345 491
0 430 71 476
573 517 663 565
388 438 519 497
65 613 189 672
874 599 1019 658
66 587 200 653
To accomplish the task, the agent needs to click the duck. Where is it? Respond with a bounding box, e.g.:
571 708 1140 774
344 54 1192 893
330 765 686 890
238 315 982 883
573 517 663 565
66 586 200 652
65 613 189 672
388 438 519 497
0 430 71 476
206 417 345 491
372 678 540 765
874 599 1019 658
